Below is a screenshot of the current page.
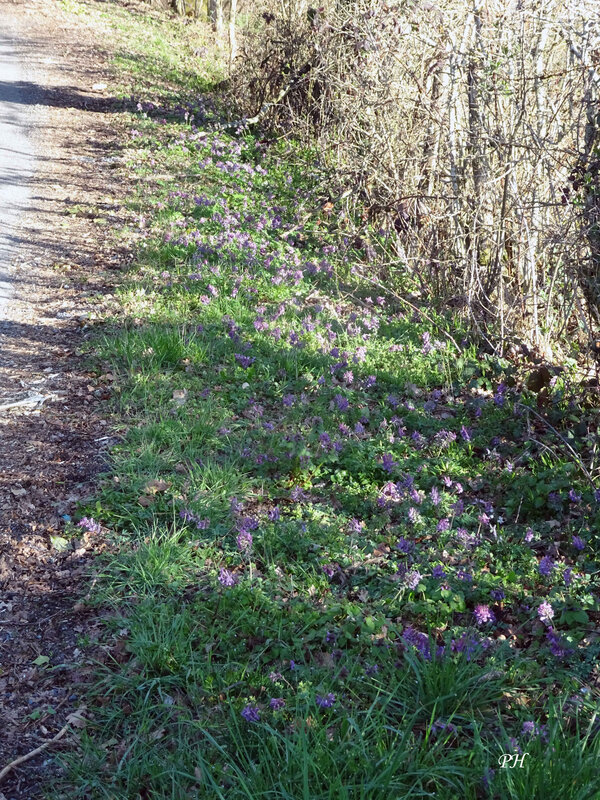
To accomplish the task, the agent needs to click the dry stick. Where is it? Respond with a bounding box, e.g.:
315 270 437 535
352 265 461 353
518 403 596 489
0 723 70 784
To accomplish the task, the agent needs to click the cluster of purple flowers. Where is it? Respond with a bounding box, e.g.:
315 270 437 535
538 556 554 577
521 720 548 740
234 353 256 368
546 628 572 658
218 568 238 587
404 570 422 590
315 693 336 708
430 719 458 737
402 626 432 660
537 601 554 624
77 517 102 534
179 509 210 530
236 530 253 552
241 705 260 722
474 605 495 625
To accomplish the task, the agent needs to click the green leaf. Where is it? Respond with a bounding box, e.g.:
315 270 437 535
50 535 70 552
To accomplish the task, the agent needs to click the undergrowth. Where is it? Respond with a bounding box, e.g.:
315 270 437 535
58 2 600 798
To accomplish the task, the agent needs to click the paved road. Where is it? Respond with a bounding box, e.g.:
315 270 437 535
0 31 34 317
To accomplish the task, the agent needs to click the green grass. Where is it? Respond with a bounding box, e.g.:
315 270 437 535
58 2 600 798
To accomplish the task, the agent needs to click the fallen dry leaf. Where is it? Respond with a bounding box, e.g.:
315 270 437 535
144 479 169 494
67 707 88 729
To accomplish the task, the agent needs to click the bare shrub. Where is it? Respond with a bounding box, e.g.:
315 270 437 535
231 0 600 356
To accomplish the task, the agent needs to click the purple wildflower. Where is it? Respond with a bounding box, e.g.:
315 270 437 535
482 768 495 790
437 518 450 533
334 394 349 412
537 601 554 624
402 627 431 660
409 488 424 504
460 425 472 442
474 605 495 625
236 531 253 552
568 489 582 504
405 570 422 590
493 383 507 407
563 567 573 587
572 535 585 551
179 508 210 531
319 432 332 451
237 516 259 531
524 527 534 543
433 429 457 449
315 693 336 708
431 719 458 736
268 506 281 522
452 499 464 514
269 698 286 710
407 507 419 524
218 568 238 587
382 453 398 473
451 632 480 660
290 485 307 502
230 497 243 514
411 431 426 449
508 737 522 754
548 491 562 508
234 353 256 369
521 720 547 740
430 486 440 506
538 556 554 577
546 628 571 658
78 517 101 534
348 518 363 534
241 705 261 723
432 565 446 579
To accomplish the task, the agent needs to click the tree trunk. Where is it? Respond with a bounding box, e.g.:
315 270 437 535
228 0 238 69
209 0 224 36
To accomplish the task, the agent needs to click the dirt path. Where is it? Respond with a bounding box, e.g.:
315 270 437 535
0 2 126 795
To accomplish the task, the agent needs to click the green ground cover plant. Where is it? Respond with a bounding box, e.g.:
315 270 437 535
62 3 600 798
